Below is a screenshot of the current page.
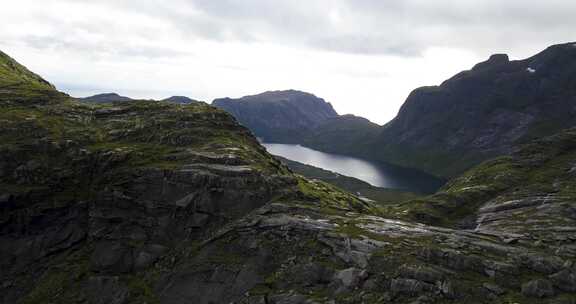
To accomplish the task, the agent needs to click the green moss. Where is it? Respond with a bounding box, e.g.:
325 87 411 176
20 249 90 304
125 276 160 304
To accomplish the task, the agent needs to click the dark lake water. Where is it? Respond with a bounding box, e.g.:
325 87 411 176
263 143 445 194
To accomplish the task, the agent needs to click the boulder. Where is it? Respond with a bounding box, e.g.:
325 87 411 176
549 269 576 292
521 279 555 298
332 267 367 290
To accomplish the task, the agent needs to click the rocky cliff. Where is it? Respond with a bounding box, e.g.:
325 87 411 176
212 90 339 142
372 42 576 177
1 50 576 304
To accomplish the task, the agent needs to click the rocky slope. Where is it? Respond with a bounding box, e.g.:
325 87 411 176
370 42 576 177
213 90 339 142
1 50 576 304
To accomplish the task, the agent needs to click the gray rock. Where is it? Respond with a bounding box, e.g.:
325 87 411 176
436 280 459 299
90 242 134 273
519 254 564 274
87 276 130 304
332 267 367 290
268 293 313 304
390 279 432 296
399 265 444 283
482 283 505 295
133 244 167 271
521 279 556 298
549 269 576 292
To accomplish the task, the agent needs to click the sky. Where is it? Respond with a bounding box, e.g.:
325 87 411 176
1 0 574 124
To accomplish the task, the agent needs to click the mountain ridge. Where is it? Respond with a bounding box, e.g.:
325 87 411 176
214 42 576 178
213 90 339 142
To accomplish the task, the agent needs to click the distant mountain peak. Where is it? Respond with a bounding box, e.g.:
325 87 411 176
227 90 327 104
213 90 338 142
80 93 132 103
472 53 509 70
162 96 199 104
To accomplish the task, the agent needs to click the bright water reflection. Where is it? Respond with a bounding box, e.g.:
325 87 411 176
263 143 444 194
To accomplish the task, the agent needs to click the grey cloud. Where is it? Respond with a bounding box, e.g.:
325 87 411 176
7 0 576 57
311 35 423 57
18 34 189 60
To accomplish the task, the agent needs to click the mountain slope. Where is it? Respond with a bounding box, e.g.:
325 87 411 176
301 114 381 155
213 90 338 142
2 50 576 304
0 51 55 91
371 42 576 177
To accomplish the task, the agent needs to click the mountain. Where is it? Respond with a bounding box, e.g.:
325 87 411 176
80 92 133 103
301 114 381 155
213 90 338 142
369 42 576 177
2 50 576 303
162 95 200 104
212 43 576 179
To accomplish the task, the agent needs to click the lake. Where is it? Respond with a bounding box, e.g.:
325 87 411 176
263 143 445 194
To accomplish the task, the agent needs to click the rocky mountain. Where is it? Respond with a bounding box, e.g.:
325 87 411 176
162 95 200 104
2 50 576 304
301 114 381 155
212 43 576 179
369 42 576 177
80 93 133 103
213 90 339 142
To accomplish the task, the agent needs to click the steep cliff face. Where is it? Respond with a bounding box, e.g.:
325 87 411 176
212 90 338 142
373 42 576 177
2 50 576 304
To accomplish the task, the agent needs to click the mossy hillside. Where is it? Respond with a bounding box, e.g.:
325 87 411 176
0 98 290 201
394 127 576 227
0 51 53 89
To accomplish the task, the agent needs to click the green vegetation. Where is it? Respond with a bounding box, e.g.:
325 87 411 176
394 128 576 227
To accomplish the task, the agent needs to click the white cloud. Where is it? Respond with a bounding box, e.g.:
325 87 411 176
1 0 574 124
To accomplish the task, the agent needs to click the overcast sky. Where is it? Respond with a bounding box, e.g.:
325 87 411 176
1 0 574 124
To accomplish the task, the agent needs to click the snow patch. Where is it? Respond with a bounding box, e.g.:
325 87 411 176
526 67 536 73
